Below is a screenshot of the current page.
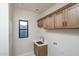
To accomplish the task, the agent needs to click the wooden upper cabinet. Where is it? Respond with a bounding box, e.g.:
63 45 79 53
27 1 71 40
50 15 55 29
46 15 55 29
64 4 79 28
43 18 47 29
37 20 43 28
38 4 79 29
55 4 79 29
55 10 65 28
43 15 55 29
45 17 49 29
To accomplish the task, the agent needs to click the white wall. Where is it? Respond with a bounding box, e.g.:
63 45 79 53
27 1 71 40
13 7 39 56
39 29 79 56
38 3 79 56
12 3 79 56
0 3 9 56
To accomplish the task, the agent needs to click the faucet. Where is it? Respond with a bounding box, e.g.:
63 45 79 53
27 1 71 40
42 38 44 43
40 36 44 43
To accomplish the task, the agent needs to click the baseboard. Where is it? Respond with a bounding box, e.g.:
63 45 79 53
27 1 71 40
18 51 35 56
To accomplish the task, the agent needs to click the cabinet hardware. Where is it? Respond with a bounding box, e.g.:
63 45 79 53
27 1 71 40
64 21 67 26
62 21 65 26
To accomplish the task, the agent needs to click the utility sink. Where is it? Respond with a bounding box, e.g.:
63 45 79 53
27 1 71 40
34 41 48 56
36 41 44 45
33 40 48 47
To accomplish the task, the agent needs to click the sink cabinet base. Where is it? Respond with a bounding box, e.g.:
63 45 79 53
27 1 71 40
34 43 48 56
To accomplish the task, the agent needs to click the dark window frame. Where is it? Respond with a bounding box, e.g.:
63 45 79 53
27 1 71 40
19 20 28 38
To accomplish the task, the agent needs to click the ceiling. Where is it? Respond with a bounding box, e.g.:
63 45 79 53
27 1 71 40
13 3 55 14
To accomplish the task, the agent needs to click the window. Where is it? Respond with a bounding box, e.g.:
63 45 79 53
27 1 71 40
19 20 28 38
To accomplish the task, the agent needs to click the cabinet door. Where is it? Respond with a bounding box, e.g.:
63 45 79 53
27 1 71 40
45 17 49 29
45 16 53 29
65 4 79 28
34 44 37 56
37 20 43 27
55 10 65 28
43 18 47 29
38 45 47 56
48 15 55 29
43 17 50 29
43 15 55 29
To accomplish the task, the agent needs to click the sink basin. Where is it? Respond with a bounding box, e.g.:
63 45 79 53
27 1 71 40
33 40 48 47
36 41 44 45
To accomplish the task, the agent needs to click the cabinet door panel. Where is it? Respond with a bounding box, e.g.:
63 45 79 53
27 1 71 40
38 20 43 27
43 15 55 29
55 11 65 28
45 17 49 29
47 16 51 29
50 15 55 29
43 18 47 29
46 15 55 29
65 4 79 28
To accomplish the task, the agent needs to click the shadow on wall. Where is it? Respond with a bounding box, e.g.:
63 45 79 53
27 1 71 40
45 29 79 36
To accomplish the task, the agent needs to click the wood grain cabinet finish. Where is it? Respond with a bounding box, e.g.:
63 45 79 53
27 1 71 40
47 15 55 29
34 44 48 56
44 17 49 29
64 4 79 28
43 18 47 29
37 20 43 27
37 4 79 29
55 10 65 28
55 4 79 29
34 44 38 55
43 15 55 29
